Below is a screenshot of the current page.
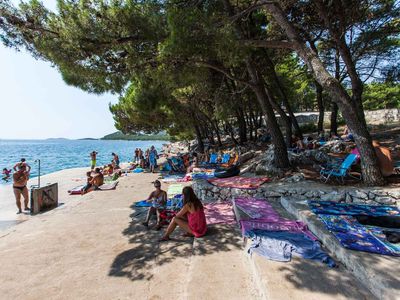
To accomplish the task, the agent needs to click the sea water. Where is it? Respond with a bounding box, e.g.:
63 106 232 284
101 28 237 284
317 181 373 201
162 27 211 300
0 139 166 184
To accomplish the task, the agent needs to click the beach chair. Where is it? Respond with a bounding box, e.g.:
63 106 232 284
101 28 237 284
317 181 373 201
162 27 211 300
320 153 360 184
221 153 231 164
394 161 400 174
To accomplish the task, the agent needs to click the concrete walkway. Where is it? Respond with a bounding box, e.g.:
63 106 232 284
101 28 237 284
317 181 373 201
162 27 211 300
0 169 379 299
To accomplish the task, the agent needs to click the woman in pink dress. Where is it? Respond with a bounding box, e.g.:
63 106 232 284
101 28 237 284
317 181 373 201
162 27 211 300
159 186 207 241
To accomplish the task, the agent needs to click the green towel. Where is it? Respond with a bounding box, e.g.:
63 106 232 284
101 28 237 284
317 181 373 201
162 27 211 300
167 184 183 196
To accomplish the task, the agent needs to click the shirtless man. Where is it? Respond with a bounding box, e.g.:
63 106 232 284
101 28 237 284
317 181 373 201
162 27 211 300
13 158 31 173
13 164 30 214
88 168 104 192
90 151 98 170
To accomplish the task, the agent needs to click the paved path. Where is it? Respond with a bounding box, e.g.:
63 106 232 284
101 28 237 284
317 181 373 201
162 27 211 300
0 169 377 299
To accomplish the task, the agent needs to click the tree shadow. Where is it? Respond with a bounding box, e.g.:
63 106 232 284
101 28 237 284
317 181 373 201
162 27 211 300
108 204 243 282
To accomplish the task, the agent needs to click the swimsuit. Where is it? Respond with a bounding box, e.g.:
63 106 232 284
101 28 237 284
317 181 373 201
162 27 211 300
187 208 207 238
152 193 166 209
13 186 26 191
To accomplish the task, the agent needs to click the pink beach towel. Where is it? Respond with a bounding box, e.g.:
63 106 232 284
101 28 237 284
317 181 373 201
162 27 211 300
233 197 281 220
207 176 270 189
204 202 236 225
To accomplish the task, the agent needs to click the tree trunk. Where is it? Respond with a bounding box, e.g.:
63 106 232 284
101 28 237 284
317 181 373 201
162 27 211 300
315 81 324 134
194 123 204 153
263 2 385 185
264 52 302 137
330 101 339 135
246 59 290 168
266 86 292 146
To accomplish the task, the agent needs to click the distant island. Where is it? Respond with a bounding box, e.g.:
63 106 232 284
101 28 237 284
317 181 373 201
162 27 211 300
101 131 170 141
78 138 99 140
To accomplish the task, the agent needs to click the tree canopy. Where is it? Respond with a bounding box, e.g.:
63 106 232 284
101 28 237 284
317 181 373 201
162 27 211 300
1 0 399 185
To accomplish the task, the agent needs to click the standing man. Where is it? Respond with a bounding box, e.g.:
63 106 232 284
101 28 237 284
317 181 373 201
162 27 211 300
90 151 98 170
134 148 140 164
13 164 30 214
149 145 158 173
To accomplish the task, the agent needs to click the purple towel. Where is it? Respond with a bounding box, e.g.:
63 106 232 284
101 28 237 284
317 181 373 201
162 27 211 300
233 197 281 220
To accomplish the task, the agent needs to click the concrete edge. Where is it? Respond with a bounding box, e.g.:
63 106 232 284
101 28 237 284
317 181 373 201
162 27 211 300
280 196 395 300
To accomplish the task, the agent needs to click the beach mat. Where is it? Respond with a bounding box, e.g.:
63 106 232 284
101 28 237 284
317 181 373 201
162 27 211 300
308 200 400 216
68 181 118 195
318 214 400 256
233 197 281 221
208 176 270 189
167 184 183 197
134 197 183 209
204 202 236 225
160 174 186 183
240 219 317 240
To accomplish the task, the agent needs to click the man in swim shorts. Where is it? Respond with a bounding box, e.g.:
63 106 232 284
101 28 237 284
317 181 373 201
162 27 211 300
13 164 30 214
112 152 120 168
90 151 97 170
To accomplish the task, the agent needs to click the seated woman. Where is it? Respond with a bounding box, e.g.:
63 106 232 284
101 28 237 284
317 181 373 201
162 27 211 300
86 168 104 193
142 180 167 230
341 125 354 141
159 186 207 241
186 152 199 173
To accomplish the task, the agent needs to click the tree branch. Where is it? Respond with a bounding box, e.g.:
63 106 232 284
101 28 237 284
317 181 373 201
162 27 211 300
243 39 295 49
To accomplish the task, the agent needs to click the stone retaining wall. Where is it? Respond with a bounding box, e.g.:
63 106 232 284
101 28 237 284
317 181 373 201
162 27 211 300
193 180 400 206
287 108 400 126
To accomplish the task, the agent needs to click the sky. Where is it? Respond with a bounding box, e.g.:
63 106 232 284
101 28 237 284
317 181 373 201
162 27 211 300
0 1 119 140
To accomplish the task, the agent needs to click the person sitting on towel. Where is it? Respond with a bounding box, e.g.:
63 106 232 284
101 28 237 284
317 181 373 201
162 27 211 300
187 152 199 173
85 168 104 193
159 186 207 241
142 180 167 230
81 171 93 195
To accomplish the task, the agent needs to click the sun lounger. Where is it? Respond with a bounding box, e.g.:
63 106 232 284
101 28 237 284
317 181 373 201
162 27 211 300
320 153 360 183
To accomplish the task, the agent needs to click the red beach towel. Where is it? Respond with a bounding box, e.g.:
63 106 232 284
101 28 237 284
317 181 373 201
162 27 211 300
207 176 270 189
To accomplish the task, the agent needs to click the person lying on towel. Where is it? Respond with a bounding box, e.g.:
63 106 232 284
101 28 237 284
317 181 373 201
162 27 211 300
142 180 167 230
83 168 104 194
159 186 207 241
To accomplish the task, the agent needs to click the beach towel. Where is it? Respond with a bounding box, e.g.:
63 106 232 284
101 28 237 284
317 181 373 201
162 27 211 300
208 176 270 189
240 219 317 241
167 184 183 197
204 202 236 225
192 172 215 180
247 230 336 267
132 168 144 173
318 214 400 256
232 197 281 220
68 181 118 195
308 200 400 216
135 194 183 209
160 174 186 183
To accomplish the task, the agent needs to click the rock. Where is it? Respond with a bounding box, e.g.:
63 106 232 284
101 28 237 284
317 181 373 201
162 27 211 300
374 196 397 205
349 190 368 199
239 151 255 164
321 192 345 202
345 193 353 203
280 173 306 183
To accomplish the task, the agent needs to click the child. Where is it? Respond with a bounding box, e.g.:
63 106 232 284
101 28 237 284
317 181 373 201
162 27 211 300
159 186 207 241
142 180 167 230
2 168 11 181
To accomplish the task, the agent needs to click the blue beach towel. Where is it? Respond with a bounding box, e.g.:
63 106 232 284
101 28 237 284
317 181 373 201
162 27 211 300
247 229 336 267
308 200 400 217
318 214 400 256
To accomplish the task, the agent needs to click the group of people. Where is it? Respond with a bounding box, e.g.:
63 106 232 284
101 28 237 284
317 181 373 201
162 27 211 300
134 146 158 173
142 181 207 241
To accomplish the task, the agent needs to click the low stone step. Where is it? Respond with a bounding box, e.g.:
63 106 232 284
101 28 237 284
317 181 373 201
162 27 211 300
281 197 400 300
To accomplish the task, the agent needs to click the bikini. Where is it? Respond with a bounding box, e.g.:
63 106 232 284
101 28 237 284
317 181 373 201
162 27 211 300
13 185 26 191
